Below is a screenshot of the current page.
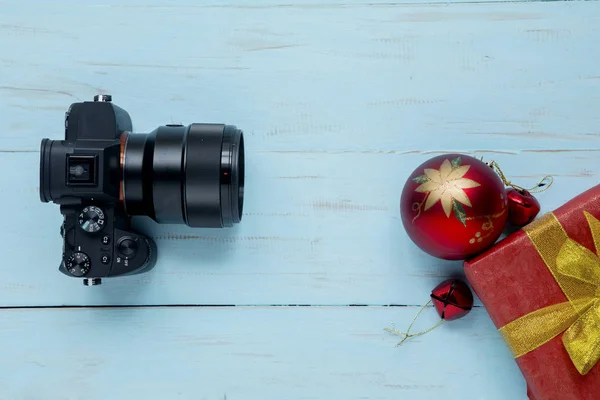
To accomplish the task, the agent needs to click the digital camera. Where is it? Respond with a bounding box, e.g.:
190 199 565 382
39 94 245 286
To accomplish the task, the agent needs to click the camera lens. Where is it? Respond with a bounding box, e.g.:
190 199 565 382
121 123 244 228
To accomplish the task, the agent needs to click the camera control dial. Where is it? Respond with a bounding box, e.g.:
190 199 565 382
66 252 91 277
78 206 106 233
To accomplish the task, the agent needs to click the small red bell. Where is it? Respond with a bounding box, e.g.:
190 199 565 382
506 188 541 227
385 278 474 346
430 279 474 321
484 160 552 227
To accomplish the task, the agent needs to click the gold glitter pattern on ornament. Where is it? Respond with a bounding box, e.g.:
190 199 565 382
412 156 480 226
466 210 507 244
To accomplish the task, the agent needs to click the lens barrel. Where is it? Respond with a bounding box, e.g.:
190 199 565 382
122 123 244 228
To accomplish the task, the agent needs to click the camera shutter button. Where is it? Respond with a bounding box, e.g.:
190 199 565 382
117 238 138 257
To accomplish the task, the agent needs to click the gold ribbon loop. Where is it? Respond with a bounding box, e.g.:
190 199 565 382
498 211 600 375
563 300 600 375
556 239 600 287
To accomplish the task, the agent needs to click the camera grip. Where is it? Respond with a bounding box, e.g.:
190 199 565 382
59 204 157 284
109 228 157 277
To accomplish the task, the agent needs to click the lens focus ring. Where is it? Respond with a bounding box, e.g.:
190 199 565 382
122 123 244 228
182 124 224 227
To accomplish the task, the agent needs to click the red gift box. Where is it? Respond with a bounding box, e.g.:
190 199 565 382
464 184 600 400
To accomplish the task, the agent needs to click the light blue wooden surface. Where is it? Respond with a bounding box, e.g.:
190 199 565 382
1 1 599 399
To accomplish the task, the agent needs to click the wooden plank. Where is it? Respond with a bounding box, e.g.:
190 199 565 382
0 0 593 9
0 306 527 399
1 1 599 152
2 150 595 306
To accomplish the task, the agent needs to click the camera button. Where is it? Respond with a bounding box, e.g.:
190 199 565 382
118 238 138 257
101 235 110 245
101 254 110 265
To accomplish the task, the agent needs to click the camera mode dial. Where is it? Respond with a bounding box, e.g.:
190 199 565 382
78 206 106 233
66 252 91 277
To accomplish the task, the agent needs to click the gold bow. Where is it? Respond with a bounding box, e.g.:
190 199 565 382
498 211 600 375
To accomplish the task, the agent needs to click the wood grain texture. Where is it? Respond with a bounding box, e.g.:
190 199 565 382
0 307 527 400
0 150 597 306
1 1 600 154
0 0 598 307
0 0 598 398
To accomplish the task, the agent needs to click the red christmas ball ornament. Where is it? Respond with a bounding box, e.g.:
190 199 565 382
506 188 541 227
400 153 508 260
430 279 474 321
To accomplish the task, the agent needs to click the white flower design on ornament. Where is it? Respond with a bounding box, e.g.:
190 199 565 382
412 156 480 226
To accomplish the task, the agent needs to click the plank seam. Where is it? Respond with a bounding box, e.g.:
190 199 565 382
4 149 600 154
0 304 484 309
105 0 600 7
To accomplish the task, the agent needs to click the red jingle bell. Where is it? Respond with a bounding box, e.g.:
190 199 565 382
485 160 553 227
430 279 474 321
400 154 508 260
506 188 541 226
385 278 474 346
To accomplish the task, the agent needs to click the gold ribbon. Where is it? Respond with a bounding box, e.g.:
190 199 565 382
498 211 600 375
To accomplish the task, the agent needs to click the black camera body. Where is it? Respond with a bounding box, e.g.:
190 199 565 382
40 95 245 285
